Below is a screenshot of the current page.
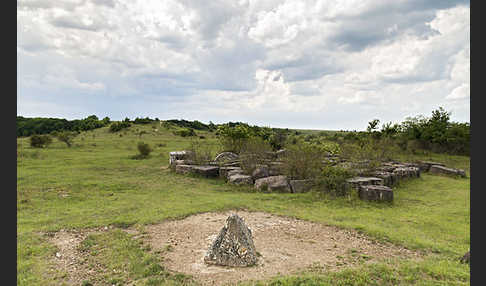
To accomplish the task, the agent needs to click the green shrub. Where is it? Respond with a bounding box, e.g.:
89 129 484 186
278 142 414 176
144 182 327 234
172 128 196 137
29 134 52 148
281 143 325 180
317 166 355 196
338 137 395 170
55 131 77 147
137 142 152 157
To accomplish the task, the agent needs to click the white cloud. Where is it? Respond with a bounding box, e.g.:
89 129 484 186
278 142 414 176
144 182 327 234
17 0 470 129
446 83 469 100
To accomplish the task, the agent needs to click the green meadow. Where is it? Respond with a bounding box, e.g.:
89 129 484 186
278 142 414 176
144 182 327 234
17 123 470 285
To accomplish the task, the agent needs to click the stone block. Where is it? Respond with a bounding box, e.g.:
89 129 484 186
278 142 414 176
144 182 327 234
429 165 466 178
228 174 253 185
254 175 291 193
358 185 393 202
175 165 219 178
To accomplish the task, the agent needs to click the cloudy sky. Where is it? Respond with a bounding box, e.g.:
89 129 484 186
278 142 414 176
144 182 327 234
17 0 470 130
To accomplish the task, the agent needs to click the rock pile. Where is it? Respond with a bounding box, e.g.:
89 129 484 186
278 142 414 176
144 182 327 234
204 214 258 267
169 150 466 203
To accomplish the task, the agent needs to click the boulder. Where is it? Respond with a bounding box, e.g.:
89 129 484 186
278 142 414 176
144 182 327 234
429 165 466 178
254 175 291 193
175 165 219 178
228 174 253 185
289 179 314 193
214 152 239 163
358 185 393 202
204 214 258 267
346 177 384 189
252 165 270 180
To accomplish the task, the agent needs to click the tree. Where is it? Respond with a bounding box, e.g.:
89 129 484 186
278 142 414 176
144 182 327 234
102 117 111 125
216 124 252 153
366 119 380 132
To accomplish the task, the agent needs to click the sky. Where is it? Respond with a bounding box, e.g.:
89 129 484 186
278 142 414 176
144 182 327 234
17 0 470 131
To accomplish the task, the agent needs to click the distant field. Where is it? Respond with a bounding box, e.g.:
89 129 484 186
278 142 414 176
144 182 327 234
17 123 470 285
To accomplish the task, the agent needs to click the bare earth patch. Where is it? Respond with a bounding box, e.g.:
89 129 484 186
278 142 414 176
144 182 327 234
44 226 114 285
142 210 424 286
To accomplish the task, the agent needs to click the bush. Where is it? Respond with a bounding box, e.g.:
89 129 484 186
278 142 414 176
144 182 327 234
110 121 131 132
172 128 196 137
281 143 326 180
29 134 52 148
135 142 152 159
187 139 218 165
55 131 77 147
317 166 355 196
338 137 396 170
239 137 273 175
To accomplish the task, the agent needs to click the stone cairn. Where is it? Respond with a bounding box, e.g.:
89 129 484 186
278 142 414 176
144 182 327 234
204 214 258 267
168 150 467 203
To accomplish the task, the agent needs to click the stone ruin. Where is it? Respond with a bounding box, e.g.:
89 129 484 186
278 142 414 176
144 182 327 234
168 150 467 203
204 214 258 267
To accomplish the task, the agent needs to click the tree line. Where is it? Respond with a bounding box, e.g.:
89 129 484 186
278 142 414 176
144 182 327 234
17 115 110 137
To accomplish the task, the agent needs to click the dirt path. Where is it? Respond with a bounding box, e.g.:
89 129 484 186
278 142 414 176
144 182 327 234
142 210 423 285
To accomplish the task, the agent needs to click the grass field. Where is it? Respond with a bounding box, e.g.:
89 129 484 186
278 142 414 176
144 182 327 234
17 123 470 285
